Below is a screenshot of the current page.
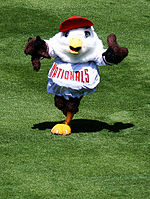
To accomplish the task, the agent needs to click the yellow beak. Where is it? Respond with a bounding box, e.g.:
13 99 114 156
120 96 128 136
69 37 82 55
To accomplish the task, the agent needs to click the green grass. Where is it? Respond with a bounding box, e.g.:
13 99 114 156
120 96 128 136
0 0 150 198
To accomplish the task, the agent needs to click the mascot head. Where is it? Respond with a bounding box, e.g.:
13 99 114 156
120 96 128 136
49 16 104 63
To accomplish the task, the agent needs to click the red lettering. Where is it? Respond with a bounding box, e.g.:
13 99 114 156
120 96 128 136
70 71 74 81
84 69 89 83
57 68 62 78
81 71 84 83
52 66 58 77
61 70 64 79
49 64 90 84
75 71 80 82
65 71 69 79
49 62 57 77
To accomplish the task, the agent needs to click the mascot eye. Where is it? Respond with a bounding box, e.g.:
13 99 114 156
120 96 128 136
63 31 69 37
85 31 91 38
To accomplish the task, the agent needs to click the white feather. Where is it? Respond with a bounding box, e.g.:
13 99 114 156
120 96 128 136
47 27 105 63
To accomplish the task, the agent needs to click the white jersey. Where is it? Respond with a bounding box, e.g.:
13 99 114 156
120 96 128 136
47 57 100 100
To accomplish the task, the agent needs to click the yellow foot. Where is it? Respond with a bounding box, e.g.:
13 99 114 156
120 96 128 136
51 124 71 135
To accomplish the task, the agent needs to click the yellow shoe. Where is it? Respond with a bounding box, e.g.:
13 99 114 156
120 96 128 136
51 124 71 135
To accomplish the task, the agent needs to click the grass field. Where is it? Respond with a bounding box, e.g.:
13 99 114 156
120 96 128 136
0 0 150 198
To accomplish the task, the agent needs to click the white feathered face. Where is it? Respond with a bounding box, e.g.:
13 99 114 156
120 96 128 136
50 27 104 63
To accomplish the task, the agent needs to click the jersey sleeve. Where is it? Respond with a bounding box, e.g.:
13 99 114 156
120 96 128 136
93 50 107 66
44 39 57 57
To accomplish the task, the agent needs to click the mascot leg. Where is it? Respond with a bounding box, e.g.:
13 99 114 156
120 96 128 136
51 96 82 135
64 112 74 125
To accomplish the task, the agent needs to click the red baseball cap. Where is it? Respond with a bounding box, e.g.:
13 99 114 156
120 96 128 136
59 16 94 32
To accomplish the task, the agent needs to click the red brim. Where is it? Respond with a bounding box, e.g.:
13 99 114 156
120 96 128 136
59 16 94 32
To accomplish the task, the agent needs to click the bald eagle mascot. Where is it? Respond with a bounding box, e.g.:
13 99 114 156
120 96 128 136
24 16 128 135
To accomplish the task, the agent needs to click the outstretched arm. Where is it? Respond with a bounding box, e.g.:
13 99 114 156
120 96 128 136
102 33 128 65
24 36 51 71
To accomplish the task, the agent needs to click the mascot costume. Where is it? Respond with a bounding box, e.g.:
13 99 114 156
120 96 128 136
24 16 128 135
